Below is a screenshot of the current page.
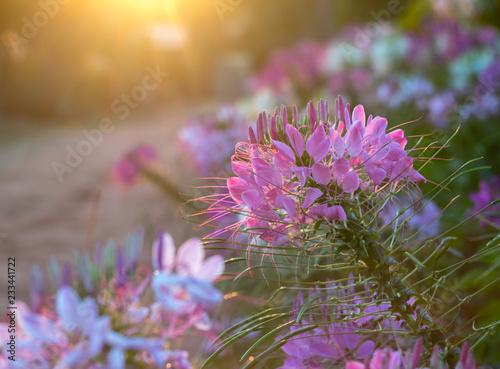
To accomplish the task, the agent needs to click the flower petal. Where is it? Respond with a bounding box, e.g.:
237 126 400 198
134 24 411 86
108 348 125 369
227 177 250 205
177 238 204 276
253 158 283 187
56 285 81 332
371 168 387 186
347 362 366 369
186 279 223 308
364 117 387 142
197 255 225 282
273 140 296 163
389 157 413 183
324 205 347 221
310 342 338 358
331 129 345 158
352 104 366 126
345 125 363 158
342 171 360 193
242 189 265 210
333 158 350 181
152 232 175 273
286 125 305 157
302 188 323 209
292 167 311 187
306 125 330 162
356 341 375 360
312 163 331 185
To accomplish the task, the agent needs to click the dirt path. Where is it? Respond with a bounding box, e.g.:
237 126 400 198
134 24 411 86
0 106 205 306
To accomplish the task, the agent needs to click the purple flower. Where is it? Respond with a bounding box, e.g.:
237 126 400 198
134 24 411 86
151 232 225 312
56 285 100 334
381 197 440 237
211 98 425 246
468 176 500 226
427 91 457 127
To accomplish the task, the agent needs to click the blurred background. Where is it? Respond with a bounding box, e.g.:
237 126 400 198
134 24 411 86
1 0 500 362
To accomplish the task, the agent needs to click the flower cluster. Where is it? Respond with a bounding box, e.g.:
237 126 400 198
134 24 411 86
250 17 500 127
29 231 144 311
4 231 225 368
222 98 425 246
331 17 500 126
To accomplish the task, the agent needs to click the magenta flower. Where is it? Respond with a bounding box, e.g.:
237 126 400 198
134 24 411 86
112 144 158 189
212 97 425 246
468 175 500 226
151 232 225 312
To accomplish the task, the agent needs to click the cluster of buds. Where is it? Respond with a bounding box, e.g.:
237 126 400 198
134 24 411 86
29 231 144 311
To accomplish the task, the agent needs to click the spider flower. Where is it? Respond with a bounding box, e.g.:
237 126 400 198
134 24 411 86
220 97 425 246
152 232 225 312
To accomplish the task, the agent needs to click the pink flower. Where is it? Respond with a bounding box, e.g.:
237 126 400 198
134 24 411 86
112 144 158 189
249 41 325 97
207 97 426 247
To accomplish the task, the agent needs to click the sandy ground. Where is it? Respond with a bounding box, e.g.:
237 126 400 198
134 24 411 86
0 105 207 307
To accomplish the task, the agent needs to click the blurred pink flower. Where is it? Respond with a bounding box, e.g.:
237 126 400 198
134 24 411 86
112 144 158 189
